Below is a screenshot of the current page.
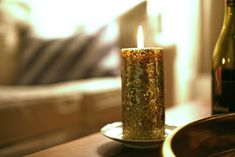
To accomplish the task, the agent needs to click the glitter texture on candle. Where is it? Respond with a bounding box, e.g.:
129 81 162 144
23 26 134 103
121 47 164 140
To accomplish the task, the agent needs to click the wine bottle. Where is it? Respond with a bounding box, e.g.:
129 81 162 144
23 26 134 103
212 0 235 114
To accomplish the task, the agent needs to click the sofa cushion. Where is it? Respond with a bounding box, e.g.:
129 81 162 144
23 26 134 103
17 25 120 85
0 8 19 85
0 77 122 156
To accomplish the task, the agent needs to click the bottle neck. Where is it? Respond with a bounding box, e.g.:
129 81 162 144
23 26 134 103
227 0 235 6
224 1 235 25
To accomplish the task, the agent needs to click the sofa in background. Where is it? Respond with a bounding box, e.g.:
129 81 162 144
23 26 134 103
0 22 122 156
0 1 123 156
0 77 122 156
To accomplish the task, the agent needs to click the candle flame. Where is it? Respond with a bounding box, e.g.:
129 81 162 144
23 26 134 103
137 25 144 48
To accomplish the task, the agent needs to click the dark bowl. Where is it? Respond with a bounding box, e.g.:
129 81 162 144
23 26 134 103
162 113 235 157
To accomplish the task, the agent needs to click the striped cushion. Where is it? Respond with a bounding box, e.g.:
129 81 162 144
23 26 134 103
17 26 120 85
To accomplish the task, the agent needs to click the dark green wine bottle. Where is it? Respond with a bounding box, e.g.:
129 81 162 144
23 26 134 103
212 0 235 114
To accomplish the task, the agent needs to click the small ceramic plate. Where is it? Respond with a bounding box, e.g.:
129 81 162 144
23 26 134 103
100 122 177 149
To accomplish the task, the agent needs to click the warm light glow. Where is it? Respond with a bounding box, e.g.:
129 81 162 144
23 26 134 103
27 0 144 38
137 25 144 48
222 58 226 65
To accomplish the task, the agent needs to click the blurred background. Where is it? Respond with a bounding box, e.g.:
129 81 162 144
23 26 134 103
0 0 224 104
0 0 224 156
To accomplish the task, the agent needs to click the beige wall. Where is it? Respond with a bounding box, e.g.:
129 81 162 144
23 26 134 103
191 0 224 101
198 0 224 74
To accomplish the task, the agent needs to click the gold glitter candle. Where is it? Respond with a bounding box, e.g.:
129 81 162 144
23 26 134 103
121 25 164 140
121 47 164 140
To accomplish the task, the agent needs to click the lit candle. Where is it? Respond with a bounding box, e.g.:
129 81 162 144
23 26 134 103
121 25 164 140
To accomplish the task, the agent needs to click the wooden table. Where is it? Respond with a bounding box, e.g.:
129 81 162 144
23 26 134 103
26 133 162 157
26 99 211 157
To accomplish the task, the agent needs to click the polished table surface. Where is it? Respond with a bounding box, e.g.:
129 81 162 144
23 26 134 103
26 132 162 157
26 100 211 157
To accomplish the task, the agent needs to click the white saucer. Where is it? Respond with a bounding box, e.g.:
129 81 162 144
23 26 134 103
100 122 177 149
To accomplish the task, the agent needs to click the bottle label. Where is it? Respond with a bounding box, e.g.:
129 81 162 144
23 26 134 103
212 67 235 114
214 66 222 95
